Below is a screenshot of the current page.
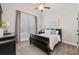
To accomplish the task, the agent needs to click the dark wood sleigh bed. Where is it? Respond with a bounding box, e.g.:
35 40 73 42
29 29 62 55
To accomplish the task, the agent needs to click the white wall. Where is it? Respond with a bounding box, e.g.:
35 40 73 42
1 3 42 33
42 4 78 46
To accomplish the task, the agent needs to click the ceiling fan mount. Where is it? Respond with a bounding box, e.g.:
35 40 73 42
34 3 51 12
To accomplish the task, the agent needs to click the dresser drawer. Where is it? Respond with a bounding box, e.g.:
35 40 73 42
0 40 15 55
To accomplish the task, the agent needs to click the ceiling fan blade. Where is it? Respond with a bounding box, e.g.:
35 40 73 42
34 8 38 10
44 7 51 9
39 3 45 5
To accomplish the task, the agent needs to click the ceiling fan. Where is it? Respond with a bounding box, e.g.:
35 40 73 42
34 3 51 12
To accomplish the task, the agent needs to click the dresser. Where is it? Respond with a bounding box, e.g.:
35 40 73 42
0 34 16 55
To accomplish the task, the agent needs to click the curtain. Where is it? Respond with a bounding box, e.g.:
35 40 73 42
15 10 21 43
20 12 36 41
29 15 36 34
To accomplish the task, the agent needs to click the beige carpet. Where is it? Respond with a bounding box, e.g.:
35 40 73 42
16 40 79 55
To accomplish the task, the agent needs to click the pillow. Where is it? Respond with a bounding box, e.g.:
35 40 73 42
56 30 59 35
45 30 52 34
51 30 56 34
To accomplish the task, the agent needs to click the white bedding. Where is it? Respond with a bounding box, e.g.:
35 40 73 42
37 34 61 50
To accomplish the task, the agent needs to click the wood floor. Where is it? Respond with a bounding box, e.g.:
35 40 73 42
16 40 79 55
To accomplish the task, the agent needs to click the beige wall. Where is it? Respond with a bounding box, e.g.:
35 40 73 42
1 3 79 46
1 3 42 33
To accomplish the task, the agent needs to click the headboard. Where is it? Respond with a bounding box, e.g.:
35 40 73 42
56 29 62 40
50 28 62 40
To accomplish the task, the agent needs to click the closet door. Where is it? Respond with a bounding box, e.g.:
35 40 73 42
20 13 29 41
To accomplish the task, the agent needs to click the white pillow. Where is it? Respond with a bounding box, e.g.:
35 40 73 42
51 30 56 34
45 30 52 34
56 30 59 35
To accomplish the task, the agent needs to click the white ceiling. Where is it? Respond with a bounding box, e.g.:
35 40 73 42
31 3 78 14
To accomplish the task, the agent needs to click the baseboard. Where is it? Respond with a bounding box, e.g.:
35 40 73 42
62 40 77 47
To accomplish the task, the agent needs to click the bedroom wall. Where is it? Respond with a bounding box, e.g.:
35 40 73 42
1 3 42 33
1 3 79 46
42 3 78 46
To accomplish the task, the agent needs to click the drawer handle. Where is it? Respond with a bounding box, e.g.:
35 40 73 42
0 39 15 45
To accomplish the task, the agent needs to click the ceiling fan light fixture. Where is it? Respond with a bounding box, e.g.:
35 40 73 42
34 3 51 12
38 5 44 10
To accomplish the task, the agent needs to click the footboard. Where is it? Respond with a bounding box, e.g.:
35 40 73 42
29 34 51 55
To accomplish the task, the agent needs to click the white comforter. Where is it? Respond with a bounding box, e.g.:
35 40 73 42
37 34 61 50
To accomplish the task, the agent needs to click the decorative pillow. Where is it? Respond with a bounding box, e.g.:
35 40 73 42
56 30 59 35
51 30 56 34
